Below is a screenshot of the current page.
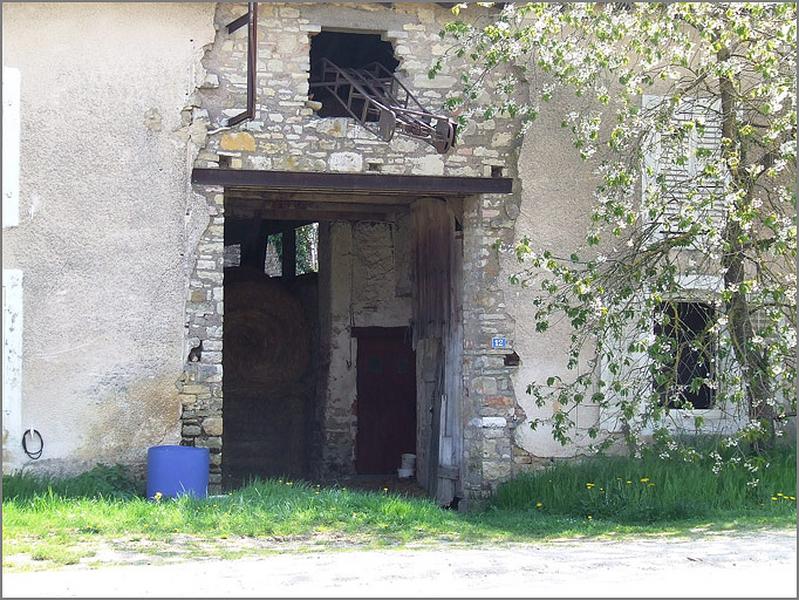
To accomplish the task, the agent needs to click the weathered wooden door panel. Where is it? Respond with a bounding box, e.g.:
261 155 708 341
355 328 417 474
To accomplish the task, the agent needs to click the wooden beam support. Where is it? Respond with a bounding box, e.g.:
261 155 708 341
239 219 268 269
282 227 296 279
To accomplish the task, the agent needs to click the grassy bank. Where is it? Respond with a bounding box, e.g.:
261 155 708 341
494 446 797 521
2 450 795 568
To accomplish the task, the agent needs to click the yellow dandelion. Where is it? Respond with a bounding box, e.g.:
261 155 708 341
535 501 543 509
777 492 784 497
587 515 593 520
640 477 650 483
383 487 389 492
771 496 779 501
585 482 595 489
648 483 655 487
626 480 632 485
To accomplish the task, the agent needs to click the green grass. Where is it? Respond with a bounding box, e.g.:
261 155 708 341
493 445 797 522
2 450 795 568
3 464 141 501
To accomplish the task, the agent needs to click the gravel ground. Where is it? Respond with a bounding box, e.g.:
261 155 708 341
3 530 796 598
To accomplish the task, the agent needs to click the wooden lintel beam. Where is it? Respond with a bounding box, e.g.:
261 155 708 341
193 168 513 195
259 209 396 222
260 200 404 214
227 191 413 206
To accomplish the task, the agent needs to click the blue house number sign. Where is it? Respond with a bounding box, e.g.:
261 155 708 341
491 336 508 349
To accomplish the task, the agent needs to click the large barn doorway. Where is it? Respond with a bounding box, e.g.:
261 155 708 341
353 327 417 474
188 168 516 501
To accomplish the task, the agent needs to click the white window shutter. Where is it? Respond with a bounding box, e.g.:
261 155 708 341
642 95 725 239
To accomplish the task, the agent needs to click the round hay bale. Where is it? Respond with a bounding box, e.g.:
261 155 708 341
224 272 311 387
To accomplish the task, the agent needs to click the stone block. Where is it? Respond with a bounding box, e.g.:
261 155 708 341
196 436 222 449
202 417 223 436
181 384 208 395
472 376 498 395
220 132 256 152
178 394 197 406
329 152 363 173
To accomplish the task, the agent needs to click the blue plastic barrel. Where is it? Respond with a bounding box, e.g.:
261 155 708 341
146 445 210 499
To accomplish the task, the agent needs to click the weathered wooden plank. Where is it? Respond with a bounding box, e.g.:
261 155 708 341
411 198 452 345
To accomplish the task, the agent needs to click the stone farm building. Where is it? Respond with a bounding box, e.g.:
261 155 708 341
1 2 761 504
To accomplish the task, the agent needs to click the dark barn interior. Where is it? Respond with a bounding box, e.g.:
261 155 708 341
223 216 320 486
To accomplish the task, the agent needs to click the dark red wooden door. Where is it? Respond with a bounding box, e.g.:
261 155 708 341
355 328 417 474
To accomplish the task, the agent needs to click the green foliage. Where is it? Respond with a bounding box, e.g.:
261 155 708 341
439 2 797 470
2 464 142 501
493 443 797 522
295 223 319 275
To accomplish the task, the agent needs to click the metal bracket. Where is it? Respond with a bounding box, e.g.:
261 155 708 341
226 12 250 34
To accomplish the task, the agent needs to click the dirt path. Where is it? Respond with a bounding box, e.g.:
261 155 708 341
3 530 796 598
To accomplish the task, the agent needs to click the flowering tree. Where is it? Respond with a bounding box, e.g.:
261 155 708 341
437 3 796 474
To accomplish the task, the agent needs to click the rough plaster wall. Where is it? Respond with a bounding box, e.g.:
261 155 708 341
1 3 216 473
504 95 600 463
352 222 413 327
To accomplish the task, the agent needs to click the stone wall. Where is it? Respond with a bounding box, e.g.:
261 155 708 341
178 186 226 488
460 189 525 501
194 2 517 177
182 2 524 495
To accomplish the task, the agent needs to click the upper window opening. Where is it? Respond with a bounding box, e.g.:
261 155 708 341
309 31 399 119
264 233 282 278
296 223 319 275
654 301 717 410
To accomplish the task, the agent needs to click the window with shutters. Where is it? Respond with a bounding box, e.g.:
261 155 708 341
641 95 726 241
654 301 717 410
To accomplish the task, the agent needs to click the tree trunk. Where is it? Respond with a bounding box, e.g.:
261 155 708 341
718 48 775 448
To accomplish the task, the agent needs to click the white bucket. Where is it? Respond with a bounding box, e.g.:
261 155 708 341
400 453 416 469
397 467 414 479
